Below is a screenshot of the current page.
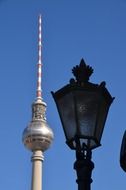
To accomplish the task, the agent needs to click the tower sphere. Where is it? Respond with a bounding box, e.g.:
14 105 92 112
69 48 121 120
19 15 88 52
22 100 54 152
22 120 53 152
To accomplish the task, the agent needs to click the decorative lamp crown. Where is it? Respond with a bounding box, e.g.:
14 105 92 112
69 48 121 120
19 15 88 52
72 59 93 83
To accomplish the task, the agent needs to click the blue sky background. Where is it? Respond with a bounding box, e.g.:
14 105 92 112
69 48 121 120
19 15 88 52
0 0 126 190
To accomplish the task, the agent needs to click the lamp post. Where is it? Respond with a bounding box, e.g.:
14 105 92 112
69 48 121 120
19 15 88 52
52 59 114 190
120 130 126 172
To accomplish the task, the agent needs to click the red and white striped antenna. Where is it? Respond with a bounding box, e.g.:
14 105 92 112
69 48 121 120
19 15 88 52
36 14 42 100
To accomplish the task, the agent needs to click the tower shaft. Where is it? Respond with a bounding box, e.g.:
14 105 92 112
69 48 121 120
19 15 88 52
31 151 44 190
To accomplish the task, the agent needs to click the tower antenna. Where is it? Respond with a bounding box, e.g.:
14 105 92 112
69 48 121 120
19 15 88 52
36 14 42 100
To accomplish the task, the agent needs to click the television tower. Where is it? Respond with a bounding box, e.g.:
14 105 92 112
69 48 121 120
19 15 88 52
22 15 54 190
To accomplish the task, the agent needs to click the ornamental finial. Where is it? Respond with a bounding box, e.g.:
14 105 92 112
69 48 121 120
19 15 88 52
72 59 93 83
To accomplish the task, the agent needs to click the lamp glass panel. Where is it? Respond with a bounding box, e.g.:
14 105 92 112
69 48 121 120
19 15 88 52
75 91 100 138
95 97 109 142
56 92 76 141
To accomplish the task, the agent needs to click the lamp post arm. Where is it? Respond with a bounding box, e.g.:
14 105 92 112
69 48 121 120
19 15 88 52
74 149 94 190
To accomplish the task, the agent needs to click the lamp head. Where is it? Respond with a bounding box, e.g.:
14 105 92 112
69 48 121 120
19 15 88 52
52 59 114 150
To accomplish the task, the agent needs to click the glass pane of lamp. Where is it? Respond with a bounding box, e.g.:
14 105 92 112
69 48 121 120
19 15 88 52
75 91 99 135
95 97 110 143
74 90 100 148
56 92 77 142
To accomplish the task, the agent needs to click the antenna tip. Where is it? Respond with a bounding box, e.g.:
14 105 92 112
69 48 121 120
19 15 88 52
39 14 42 19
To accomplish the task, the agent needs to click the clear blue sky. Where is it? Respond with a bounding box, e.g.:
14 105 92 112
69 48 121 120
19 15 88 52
0 0 126 190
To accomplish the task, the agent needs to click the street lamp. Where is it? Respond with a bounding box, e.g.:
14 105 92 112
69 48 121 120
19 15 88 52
51 59 114 190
